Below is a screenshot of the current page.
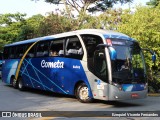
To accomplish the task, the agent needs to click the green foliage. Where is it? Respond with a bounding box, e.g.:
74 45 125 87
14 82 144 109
78 8 122 30
43 0 133 13
147 0 160 7
38 13 77 36
0 13 27 50
88 0 132 12
17 14 44 41
0 39 11 51
0 13 45 50
117 5 160 83
0 12 26 26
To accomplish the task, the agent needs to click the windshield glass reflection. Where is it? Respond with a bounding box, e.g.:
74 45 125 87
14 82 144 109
111 40 146 84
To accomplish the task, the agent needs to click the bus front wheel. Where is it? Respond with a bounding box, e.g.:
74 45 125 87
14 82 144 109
76 83 93 103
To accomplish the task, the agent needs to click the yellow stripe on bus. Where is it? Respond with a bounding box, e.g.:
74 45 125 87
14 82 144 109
15 40 40 80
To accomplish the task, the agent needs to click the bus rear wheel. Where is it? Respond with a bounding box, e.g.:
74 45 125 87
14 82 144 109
76 83 93 103
18 77 25 91
11 77 18 89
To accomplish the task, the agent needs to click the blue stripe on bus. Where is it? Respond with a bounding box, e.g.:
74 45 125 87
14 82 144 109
122 84 145 91
2 58 92 97
103 34 133 41
20 70 55 92
22 59 68 94
23 64 35 88
28 58 46 90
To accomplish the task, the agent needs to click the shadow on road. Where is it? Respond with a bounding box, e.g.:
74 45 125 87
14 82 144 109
5 84 76 99
4 83 144 107
93 99 144 108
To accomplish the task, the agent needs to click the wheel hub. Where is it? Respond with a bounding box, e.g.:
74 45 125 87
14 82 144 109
79 87 89 100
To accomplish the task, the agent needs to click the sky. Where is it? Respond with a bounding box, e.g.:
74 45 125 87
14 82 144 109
0 0 150 18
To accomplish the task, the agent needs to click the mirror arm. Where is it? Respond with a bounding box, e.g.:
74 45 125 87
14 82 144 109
96 44 109 48
142 48 155 55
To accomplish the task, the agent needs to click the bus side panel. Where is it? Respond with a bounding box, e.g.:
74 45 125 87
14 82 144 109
20 57 92 97
2 59 19 84
0 60 2 78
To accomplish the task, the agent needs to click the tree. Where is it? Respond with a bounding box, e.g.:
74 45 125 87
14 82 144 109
147 0 160 7
17 14 44 41
0 13 26 50
0 12 26 26
34 0 132 31
38 13 77 35
79 8 122 30
0 13 44 50
0 39 11 51
117 5 160 86
35 0 132 15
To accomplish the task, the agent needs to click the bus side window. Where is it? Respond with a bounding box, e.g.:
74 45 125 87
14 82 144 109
3 47 9 59
50 39 64 57
26 44 36 58
0 52 2 60
36 42 49 57
9 47 16 59
16 45 25 58
65 36 83 60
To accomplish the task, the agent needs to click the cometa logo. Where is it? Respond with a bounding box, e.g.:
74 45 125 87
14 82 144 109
41 60 64 68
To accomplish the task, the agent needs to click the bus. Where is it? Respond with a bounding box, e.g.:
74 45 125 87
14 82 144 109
2 29 156 102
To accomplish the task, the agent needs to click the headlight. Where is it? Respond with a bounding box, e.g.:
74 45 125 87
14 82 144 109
144 83 148 90
112 82 122 91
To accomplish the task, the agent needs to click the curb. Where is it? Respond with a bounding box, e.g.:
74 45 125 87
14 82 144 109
148 93 160 97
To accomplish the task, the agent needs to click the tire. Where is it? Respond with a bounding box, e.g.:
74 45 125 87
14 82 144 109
76 83 93 103
11 77 18 89
18 77 25 91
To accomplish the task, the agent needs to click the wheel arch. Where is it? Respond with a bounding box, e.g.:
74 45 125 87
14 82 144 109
10 75 15 84
74 80 93 98
74 80 84 96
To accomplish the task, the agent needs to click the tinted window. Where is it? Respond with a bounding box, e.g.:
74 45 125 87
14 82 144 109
16 45 25 58
81 35 103 58
3 47 9 59
26 44 36 58
81 34 103 73
0 52 2 60
36 41 49 57
65 36 83 60
50 38 64 57
9 46 16 59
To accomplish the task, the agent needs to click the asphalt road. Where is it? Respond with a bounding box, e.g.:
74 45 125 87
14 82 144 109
0 80 160 120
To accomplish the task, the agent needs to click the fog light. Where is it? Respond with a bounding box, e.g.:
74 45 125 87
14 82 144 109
115 96 118 99
119 87 122 91
112 82 122 91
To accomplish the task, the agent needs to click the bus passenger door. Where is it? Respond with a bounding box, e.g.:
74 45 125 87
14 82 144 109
93 48 110 99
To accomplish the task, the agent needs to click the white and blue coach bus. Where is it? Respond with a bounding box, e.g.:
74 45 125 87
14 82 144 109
2 29 155 102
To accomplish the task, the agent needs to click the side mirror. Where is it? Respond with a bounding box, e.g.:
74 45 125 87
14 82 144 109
109 47 117 60
152 54 156 63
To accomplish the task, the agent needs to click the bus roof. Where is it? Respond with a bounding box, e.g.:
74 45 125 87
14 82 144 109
5 29 134 47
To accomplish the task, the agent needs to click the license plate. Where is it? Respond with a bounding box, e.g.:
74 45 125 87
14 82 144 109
131 93 139 98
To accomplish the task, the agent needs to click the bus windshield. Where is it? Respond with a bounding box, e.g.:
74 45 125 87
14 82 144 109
111 40 146 84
